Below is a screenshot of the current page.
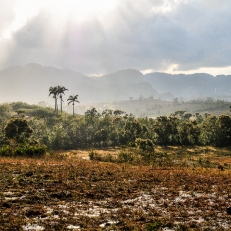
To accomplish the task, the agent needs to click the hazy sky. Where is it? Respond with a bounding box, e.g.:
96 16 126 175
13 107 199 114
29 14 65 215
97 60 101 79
0 0 231 76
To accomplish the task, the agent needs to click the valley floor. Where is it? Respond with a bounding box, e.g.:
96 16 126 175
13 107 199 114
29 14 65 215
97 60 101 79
1 147 231 230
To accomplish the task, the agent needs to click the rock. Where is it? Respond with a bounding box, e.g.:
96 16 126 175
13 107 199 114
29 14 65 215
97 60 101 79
226 207 231 214
25 209 42 217
2 201 11 208
218 164 224 171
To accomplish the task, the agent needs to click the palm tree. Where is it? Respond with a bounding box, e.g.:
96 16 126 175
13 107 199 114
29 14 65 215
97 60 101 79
49 86 59 113
57 86 68 114
67 94 79 115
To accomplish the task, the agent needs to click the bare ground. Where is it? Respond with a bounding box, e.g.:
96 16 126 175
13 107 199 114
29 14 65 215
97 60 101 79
1 148 231 230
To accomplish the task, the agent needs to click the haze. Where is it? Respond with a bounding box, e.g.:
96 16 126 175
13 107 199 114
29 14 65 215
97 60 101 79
0 0 231 76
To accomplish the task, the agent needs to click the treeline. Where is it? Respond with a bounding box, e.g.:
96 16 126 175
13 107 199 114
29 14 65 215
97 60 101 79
0 102 231 150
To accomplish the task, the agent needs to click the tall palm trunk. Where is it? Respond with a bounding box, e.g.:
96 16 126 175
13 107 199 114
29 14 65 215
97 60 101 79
58 86 68 114
67 94 79 116
55 97 58 114
60 96 63 114
49 86 63 115
60 95 65 114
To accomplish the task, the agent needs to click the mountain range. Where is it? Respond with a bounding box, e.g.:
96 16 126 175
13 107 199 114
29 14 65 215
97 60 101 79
0 63 231 105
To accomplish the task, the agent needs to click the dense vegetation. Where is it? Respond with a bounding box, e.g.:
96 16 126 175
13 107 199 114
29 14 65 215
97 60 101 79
1 101 231 230
0 102 231 154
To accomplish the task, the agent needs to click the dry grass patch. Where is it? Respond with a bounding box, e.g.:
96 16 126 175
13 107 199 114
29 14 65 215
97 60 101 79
57 148 121 160
1 154 231 230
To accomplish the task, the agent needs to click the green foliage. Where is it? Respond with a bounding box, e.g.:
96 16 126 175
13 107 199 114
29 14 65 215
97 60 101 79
198 114 231 146
10 102 38 111
85 107 100 124
120 120 145 144
1 102 231 151
67 94 79 115
49 86 59 114
146 220 164 231
154 152 174 167
88 150 116 162
0 144 46 157
0 133 9 146
94 129 109 146
25 107 55 117
189 98 230 112
177 120 200 145
0 114 47 157
88 150 102 160
7 102 56 118
58 86 68 114
0 104 12 119
4 118 33 142
117 149 135 163
151 115 179 145
215 115 231 146
135 138 155 161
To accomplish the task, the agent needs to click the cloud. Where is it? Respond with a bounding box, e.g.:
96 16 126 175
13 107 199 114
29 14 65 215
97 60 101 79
0 0 16 37
1 0 231 75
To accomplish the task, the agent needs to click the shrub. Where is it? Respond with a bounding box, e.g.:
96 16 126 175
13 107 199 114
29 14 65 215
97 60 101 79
88 150 102 161
146 219 164 231
4 118 32 142
135 138 155 162
0 144 46 157
117 150 135 163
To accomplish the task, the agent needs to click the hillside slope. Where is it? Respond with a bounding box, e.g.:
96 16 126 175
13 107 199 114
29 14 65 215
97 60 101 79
1 63 231 105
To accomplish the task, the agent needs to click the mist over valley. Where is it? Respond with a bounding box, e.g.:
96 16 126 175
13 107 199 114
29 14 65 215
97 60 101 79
0 63 231 116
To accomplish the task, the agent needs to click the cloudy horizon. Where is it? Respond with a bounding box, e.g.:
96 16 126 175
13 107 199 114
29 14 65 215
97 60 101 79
0 0 231 76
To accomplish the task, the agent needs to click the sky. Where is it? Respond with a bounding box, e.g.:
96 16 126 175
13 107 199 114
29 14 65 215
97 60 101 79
0 0 231 76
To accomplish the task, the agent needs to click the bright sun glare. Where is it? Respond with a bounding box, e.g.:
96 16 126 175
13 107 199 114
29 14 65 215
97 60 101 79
51 0 118 21
2 0 117 39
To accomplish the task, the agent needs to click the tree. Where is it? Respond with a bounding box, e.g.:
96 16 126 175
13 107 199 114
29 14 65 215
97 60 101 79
113 109 125 117
177 120 200 145
152 116 179 145
4 118 33 142
173 97 180 105
214 115 231 146
67 94 79 115
120 120 143 145
198 114 217 145
57 86 68 114
85 108 100 123
49 86 59 114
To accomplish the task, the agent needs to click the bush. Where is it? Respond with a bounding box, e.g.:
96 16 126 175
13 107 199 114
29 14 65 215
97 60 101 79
117 150 135 163
88 150 102 161
146 219 164 231
0 144 47 157
135 138 155 162
4 118 32 142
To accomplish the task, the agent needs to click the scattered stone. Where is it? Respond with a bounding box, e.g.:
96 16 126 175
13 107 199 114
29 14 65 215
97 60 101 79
2 201 11 208
50 191 72 199
25 209 43 217
226 207 231 215
25 171 34 177
218 164 224 171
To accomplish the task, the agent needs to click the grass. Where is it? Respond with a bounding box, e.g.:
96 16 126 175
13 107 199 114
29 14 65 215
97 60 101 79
1 147 231 230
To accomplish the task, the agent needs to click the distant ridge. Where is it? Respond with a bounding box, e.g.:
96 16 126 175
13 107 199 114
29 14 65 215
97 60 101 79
144 72 231 99
0 64 158 104
0 63 231 104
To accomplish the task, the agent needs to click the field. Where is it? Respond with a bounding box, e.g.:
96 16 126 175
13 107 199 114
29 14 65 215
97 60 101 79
76 99 230 117
1 147 231 230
